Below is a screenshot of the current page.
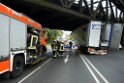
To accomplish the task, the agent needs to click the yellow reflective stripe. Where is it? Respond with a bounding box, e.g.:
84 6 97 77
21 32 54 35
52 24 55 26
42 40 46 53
60 45 64 51
53 45 57 50
28 47 36 50
29 55 33 58
34 56 37 58
30 35 38 47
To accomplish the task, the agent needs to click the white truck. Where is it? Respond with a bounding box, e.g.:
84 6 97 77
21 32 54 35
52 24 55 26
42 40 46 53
72 21 123 54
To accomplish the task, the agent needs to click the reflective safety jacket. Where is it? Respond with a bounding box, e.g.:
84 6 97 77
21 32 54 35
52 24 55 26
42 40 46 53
60 43 64 51
51 42 57 51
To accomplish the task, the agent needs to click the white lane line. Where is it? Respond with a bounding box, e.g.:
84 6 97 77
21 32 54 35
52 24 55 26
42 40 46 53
83 55 109 83
64 55 69 64
80 55 100 83
18 58 52 83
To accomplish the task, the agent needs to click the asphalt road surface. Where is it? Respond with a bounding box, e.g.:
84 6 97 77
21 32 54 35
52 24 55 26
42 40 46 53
1 49 124 83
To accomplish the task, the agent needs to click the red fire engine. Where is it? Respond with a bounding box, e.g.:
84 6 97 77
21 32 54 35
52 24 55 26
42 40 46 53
0 3 46 78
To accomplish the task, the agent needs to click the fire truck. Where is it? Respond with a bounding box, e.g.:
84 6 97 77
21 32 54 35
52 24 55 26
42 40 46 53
0 3 46 78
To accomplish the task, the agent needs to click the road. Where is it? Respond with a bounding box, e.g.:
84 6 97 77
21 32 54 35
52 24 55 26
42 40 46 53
0 48 124 83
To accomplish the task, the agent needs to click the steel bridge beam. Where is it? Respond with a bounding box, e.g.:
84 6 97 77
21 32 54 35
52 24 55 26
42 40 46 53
20 0 91 20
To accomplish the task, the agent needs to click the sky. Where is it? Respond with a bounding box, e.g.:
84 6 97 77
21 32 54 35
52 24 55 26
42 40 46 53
62 30 72 39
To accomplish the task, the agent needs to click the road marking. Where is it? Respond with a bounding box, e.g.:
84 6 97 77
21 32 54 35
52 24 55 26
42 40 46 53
64 55 69 64
80 55 100 83
83 55 109 83
18 58 52 83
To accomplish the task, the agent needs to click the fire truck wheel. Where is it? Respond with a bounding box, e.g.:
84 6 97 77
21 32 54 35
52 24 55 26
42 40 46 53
10 56 24 79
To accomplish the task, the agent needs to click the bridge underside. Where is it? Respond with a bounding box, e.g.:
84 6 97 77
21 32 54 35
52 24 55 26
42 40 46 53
1 0 124 31
0 0 90 31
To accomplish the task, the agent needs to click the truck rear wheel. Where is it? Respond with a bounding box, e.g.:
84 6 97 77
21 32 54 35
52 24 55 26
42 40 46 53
10 56 24 79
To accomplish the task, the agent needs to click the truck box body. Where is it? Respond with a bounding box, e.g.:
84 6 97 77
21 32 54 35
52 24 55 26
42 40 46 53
72 21 112 53
72 21 111 47
0 13 27 60
71 24 89 47
109 23 123 50
100 24 112 47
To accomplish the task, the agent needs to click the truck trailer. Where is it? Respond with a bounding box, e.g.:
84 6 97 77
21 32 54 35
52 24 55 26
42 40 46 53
72 21 109 54
0 3 46 78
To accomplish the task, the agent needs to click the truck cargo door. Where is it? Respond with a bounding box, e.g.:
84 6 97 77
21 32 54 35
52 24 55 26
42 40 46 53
100 24 112 47
10 18 26 50
89 21 101 47
109 23 123 50
0 13 10 60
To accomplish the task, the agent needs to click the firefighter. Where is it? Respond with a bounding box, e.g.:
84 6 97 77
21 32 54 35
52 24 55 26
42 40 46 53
59 42 64 58
56 40 61 58
69 41 73 50
51 40 57 58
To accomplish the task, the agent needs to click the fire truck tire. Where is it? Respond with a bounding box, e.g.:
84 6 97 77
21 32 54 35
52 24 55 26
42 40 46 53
10 56 24 79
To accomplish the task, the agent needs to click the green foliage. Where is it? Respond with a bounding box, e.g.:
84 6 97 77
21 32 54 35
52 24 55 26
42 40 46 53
67 35 72 40
44 28 63 43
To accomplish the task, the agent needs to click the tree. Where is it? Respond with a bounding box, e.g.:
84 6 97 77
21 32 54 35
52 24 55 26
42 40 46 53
44 28 63 43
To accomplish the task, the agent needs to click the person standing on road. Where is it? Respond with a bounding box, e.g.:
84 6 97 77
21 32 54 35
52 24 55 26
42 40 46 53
56 40 61 58
51 40 57 58
69 41 73 50
59 42 64 58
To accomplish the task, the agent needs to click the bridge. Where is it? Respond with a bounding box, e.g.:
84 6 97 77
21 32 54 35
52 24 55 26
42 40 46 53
1 0 124 31
1 1 124 83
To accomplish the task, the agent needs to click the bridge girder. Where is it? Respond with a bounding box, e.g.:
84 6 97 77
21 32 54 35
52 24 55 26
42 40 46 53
0 0 124 31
